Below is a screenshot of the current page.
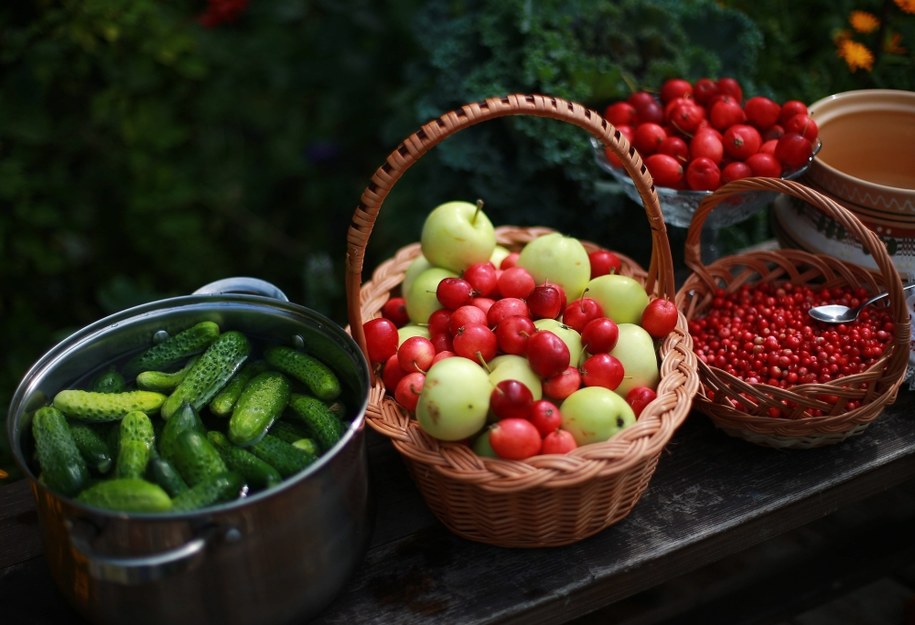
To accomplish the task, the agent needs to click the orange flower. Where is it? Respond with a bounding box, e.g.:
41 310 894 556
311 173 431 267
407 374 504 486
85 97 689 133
837 39 875 71
884 32 908 54
849 10 880 33
833 28 852 44
894 0 915 14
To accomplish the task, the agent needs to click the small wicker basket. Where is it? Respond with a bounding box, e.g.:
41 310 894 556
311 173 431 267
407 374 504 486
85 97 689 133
345 94 700 547
676 177 911 449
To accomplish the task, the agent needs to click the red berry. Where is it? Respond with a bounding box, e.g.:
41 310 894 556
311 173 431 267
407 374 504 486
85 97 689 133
581 316 620 353
743 96 781 130
722 124 762 161
529 399 563 437
626 386 657 417
644 153 684 188
633 122 667 156
588 249 623 278
604 101 637 127
363 317 399 365
580 353 625 390
686 156 721 191
716 77 743 103
542 366 582 401
660 78 693 103
452 323 498 363
775 133 813 171
498 266 536 300
436 277 474 310
488 418 543 460
746 151 782 177
490 379 535 420
541 429 578 455
394 371 425 412
381 297 410 327
641 299 679 338
526 330 571 379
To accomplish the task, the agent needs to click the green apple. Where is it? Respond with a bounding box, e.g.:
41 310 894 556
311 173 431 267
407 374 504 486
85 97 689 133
487 354 543 400
610 323 660 398
534 319 583 366
398 324 431 344
517 232 591 299
402 254 432 298
405 266 457 323
472 429 498 457
490 244 512 268
415 357 493 441
420 200 497 273
585 274 649 325
560 386 636 446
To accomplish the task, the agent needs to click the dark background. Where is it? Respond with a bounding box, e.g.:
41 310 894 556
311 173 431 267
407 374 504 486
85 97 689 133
2 0 913 477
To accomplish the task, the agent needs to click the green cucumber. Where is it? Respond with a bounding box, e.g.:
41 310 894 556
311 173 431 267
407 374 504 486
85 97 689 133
291 438 320 457
122 320 221 378
267 419 313 445
287 393 346 452
208 431 282 490
171 471 244 512
264 346 341 402
158 402 205 463
228 371 291 447
172 428 228 487
90 368 127 393
53 389 167 423
32 406 89 497
249 434 316 478
76 478 172 513
135 356 199 393
147 456 189 497
114 411 156 478
208 360 268 417
69 422 114 474
160 330 251 420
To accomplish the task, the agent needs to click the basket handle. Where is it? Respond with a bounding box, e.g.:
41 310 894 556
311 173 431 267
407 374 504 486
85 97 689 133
682 176 910 328
345 93 671 357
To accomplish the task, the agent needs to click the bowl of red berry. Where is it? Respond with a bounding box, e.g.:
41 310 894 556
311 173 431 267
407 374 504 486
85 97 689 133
676 177 911 449
592 76 820 230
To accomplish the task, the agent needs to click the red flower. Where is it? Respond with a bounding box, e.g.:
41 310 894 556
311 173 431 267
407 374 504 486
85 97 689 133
198 0 249 28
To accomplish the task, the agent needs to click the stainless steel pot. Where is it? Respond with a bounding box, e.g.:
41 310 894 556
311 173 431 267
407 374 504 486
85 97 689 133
7 277 373 625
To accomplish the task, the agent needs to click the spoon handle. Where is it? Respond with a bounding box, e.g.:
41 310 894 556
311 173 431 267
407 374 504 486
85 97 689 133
865 283 915 308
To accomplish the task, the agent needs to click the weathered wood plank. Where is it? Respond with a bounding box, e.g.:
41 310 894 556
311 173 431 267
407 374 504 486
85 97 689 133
3 391 915 625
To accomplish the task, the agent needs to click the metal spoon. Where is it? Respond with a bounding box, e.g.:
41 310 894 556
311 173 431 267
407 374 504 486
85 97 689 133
808 283 915 323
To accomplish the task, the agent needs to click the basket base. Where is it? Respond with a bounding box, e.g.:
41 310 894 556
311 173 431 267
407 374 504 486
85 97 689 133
404 454 661 548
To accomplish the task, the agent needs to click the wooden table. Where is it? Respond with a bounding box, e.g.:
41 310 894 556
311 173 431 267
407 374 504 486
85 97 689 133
3 389 914 625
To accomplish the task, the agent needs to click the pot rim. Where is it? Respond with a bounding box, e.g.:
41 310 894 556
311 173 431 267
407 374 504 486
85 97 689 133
7 290 371 519
808 88 915 199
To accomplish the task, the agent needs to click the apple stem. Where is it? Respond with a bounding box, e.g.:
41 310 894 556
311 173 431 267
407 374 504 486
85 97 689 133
473 199 485 224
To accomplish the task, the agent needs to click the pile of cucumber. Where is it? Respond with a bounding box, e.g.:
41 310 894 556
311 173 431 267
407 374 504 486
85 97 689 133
29 321 349 513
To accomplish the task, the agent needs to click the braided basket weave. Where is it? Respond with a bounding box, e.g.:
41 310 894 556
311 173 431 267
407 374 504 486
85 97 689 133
676 177 910 449
345 94 700 547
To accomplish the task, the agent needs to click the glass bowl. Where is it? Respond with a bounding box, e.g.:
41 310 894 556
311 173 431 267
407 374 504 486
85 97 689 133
591 137 821 230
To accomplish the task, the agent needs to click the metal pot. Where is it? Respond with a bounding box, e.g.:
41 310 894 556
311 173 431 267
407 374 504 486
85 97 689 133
7 278 373 625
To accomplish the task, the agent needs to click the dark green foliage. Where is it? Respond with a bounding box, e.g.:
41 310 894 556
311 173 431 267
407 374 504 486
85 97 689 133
2 0 913 480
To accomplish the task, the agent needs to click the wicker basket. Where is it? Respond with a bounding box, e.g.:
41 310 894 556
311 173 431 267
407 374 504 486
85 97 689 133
345 94 700 547
675 177 911 449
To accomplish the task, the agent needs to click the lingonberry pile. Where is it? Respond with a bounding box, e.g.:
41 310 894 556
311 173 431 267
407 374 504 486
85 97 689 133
688 282 894 417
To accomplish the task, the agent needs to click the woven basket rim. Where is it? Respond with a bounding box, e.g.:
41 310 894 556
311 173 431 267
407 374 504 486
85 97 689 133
675 178 910 447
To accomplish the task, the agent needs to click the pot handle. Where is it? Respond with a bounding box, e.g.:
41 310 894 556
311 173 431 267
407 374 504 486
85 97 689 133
193 276 289 302
65 518 242 585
